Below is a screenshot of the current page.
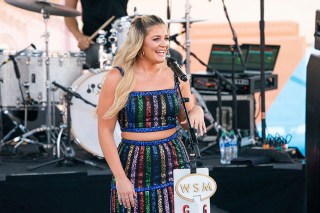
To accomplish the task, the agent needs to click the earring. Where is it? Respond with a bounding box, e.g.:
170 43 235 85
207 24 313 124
139 49 145 56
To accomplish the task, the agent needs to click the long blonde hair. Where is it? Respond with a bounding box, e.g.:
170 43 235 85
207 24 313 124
103 15 166 119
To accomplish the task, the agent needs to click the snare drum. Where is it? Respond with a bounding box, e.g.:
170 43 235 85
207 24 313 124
68 71 121 158
0 50 30 108
28 51 85 104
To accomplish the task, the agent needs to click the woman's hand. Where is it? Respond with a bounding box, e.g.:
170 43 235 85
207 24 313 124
185 105 206 136
116 177 136 209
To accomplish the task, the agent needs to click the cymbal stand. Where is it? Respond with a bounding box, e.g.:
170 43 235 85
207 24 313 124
184 0 192 75
41 9 54 153
14 9 59 156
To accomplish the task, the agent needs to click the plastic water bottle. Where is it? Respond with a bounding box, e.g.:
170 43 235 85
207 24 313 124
229 130 238 161
225 133 231 164
219 131 230 164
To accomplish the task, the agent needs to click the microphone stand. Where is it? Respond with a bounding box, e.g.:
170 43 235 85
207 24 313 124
184 0 192 75
27 81 105 171
222 0 245 141
174 74 200 174
260 0 267 146
9 55 26 105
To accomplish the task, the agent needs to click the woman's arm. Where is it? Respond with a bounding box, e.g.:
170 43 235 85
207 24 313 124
64 0 93 50
177 79 206 136
96 68 135 208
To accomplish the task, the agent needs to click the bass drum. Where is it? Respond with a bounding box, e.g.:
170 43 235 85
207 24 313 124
68 71 121 158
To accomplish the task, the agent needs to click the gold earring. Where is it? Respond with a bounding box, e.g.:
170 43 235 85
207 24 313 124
139 49 145 56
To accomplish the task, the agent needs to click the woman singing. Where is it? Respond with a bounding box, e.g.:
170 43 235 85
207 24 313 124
97 15 206 212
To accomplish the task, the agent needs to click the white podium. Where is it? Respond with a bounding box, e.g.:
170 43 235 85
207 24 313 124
174 168 217 213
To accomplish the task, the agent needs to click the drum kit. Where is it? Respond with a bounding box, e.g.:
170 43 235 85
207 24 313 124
0 0 115 168
0 0 209 168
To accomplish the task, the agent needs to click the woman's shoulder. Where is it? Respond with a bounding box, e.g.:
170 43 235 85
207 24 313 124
101 67 124 88
106 67 124 79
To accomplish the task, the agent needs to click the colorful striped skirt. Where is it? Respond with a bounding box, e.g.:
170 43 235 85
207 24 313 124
110 132 190 213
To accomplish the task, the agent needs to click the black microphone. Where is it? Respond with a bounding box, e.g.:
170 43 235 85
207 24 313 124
0 43 37 67
166 56 188 82
169 31 185 41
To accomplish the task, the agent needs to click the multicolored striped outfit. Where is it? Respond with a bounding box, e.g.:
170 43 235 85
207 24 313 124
110 67 190 212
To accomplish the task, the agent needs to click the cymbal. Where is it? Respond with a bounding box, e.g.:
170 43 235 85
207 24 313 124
128 13 146 19
166 17 206 24
5 0 81 17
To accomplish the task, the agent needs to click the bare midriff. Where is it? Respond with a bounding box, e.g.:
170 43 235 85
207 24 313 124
121 128 177 141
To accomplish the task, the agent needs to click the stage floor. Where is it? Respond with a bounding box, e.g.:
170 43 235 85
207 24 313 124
0 141 228 213
0 141 306 213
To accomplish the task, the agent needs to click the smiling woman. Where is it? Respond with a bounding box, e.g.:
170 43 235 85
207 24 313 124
96 15 206 212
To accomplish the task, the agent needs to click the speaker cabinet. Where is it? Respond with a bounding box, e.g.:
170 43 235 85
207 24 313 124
306 53 320 213
201 94 254 138
315 10 320 50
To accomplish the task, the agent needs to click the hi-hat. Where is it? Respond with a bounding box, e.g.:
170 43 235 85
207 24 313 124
5 0 81 17
166 17 206 24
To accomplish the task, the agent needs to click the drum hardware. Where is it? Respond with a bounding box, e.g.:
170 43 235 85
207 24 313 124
0 44 36 67
108 29 118 57
0 108 28 147
4 0 82 159
10 127 49 154
183 0 192 75
27 81 106 171
128 7 144 19
96 30 108 70
0 109 52 156
165 1 206 75
96 30 114 70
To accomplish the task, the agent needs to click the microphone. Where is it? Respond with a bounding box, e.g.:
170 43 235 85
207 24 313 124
166 56 188 82
0 43 37 67
169 31 185 41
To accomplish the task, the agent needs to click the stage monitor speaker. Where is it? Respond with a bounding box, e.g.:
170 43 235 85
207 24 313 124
306 53 320 213
315 10 320 50
201 94 255 139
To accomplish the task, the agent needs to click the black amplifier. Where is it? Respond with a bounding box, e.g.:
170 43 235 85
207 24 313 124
191 72 278 95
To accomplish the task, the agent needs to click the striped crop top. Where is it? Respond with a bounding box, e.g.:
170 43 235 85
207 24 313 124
115 67 181 133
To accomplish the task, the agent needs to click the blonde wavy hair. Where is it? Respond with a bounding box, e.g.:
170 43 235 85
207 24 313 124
103 15 166 119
